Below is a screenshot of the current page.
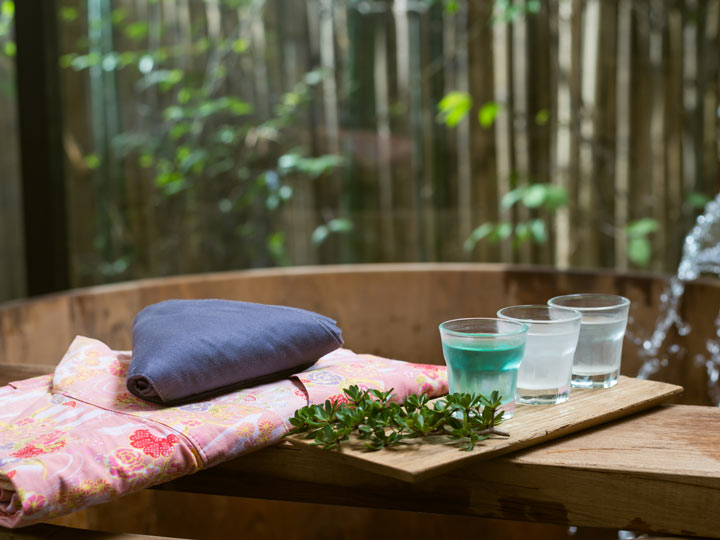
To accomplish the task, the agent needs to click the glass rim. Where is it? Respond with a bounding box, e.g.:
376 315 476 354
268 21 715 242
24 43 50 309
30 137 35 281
438 317 528 338
547 293 630 312
497 304 582 324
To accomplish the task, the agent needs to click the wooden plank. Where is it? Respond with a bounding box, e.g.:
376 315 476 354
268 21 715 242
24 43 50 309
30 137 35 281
0 523 185 540
0 363 55 386
288 376 682 482
159 404 720 537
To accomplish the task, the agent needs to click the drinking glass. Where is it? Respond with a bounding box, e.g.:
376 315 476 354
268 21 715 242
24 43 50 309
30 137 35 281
547 294 631 389
497 305 581 404
438 318 528 419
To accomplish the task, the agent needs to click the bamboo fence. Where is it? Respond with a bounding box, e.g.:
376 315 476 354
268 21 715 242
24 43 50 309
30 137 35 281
1 0 720 297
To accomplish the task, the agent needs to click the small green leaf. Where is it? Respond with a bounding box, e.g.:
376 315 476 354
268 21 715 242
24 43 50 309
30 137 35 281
625 218 659 238
125 21 149 40
530 219 547 244
494 222 512 240
685 191 711 209
535 108 550 125
232 38 248 53
84 153 100 170
437 91 473 127
522 184 547 208
478 101 502 128
60 7 78 21
501 187 527 209
543 185 568 211
1 0 14 17
628 236 652 267
3 40 15 57
463 223 495 252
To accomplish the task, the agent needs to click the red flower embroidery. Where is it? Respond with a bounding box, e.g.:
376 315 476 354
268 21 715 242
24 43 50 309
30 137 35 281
11 445 45 458
129 429 179 458
327 394 349 406
62 401 77 408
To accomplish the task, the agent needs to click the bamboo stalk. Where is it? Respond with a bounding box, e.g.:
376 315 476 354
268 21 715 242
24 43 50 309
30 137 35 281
454 1 472 260
682 0 699 196
492 10 513 263
702 1 719 198
512 0 530 264
649 1 666 272
374 15 396 259
664 3 684 268
554 0 573 268
578 0 600 267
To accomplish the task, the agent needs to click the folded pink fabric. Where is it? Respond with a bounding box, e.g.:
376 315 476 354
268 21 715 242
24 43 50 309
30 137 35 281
0 336 447 528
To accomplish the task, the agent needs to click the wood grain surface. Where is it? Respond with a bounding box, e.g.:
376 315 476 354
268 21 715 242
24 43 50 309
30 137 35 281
288 376 683 482
155 404 720 538
0 523 183 539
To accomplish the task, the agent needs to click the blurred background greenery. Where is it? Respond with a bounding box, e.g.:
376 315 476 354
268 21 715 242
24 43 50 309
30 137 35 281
0 0 718 301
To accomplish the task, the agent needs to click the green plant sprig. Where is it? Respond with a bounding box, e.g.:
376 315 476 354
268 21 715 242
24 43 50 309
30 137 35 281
285 386 508 452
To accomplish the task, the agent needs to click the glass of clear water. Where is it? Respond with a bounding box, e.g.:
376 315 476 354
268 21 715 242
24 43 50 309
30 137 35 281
438 318 527 419
547 294 631 389
497 305 582 405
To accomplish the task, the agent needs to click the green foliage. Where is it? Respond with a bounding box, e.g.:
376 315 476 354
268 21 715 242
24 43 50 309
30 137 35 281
465 184 567 252
56 2 343 276
478 101 502 128
534 108 550 125
625 218 659 267
437 92 504 130
437 91 472 127
286 385 508 452
312 218 353 246
0 0 13 56
685 191 711 209
492 0 541 23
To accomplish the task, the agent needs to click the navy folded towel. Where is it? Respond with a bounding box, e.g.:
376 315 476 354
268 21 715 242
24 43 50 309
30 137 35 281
126 299 343 405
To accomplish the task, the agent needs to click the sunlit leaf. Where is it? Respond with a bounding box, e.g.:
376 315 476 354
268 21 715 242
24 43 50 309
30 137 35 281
2 40 15 57
437 91 473 127
522 184 547 208
1 1 14 17
478 101 502 128
232 38 248 53
125 21 149 40
500 187 526 209
84 154 100 170
60 7 78 21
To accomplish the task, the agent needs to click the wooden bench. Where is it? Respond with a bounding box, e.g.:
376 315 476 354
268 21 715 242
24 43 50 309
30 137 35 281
1 264 718 539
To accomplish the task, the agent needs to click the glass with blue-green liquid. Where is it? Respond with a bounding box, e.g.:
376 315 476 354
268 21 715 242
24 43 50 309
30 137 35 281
438 318 528 419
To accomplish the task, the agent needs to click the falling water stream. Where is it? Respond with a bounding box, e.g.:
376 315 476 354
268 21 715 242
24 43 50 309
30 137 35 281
630 193 720 404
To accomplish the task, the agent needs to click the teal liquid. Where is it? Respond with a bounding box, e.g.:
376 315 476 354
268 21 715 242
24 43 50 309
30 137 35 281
441 341 525 408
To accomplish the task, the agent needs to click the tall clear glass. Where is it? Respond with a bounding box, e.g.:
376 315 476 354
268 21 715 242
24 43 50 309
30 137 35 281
497 305 581 404
438 318 527 419
547 294 631 389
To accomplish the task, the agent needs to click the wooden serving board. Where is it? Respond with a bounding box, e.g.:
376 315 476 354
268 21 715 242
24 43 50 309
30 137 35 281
288 376 682 483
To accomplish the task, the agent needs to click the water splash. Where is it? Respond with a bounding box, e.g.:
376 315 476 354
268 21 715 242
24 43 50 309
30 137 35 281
632 193 720 405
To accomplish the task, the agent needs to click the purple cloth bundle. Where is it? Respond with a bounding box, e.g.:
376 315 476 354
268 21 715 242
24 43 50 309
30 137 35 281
126 299 343 404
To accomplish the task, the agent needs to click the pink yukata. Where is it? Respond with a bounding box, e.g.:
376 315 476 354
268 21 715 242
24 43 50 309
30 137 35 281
0 336 447 528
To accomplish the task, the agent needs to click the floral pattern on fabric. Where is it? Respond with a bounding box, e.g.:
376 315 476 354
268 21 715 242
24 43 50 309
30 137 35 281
0 336 447 528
